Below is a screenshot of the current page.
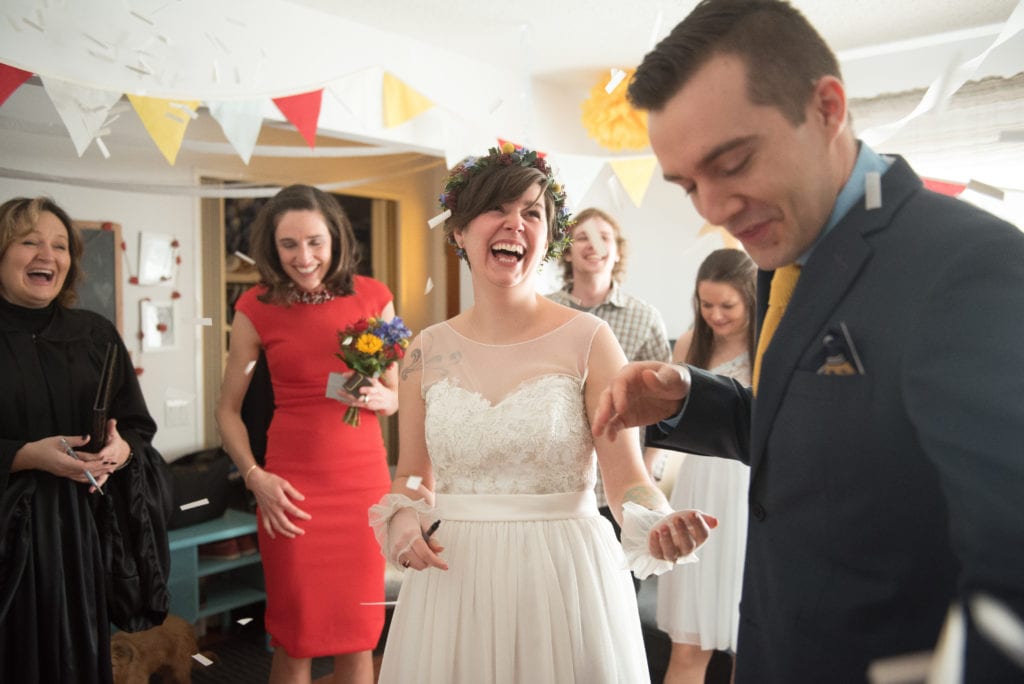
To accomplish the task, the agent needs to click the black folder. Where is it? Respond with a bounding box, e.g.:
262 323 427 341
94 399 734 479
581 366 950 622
90 342 117 451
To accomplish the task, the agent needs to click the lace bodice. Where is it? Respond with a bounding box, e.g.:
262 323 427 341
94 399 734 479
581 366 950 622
419 314 607 495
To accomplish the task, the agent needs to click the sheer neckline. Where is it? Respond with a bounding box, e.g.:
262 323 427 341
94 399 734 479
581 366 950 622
441 313 583 348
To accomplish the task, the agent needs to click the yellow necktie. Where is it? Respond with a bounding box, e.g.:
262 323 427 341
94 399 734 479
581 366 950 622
752 264 801 396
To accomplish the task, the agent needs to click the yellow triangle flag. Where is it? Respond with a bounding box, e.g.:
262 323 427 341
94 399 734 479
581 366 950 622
609 157 658 207
127 95 200 165
698 222 741 249
382 72 434 128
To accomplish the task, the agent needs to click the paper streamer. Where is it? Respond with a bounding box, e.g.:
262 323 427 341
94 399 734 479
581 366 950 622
179 498 209 511
861 0 1024 147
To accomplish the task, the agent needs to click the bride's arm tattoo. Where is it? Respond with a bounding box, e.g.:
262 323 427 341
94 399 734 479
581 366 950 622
400 349 422 381
621 485 666 511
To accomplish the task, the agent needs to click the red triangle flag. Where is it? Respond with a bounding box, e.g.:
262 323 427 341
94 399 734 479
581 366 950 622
922 178 966 197
272 89 323 148
0 64 33 107
496 137 546 158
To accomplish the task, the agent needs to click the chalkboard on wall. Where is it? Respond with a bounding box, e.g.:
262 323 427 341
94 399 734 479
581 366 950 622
73 221 123 334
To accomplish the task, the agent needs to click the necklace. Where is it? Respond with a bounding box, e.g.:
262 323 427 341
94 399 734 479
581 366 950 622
290 288 335 304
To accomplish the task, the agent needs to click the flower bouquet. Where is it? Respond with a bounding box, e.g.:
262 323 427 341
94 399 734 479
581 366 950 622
335 316 412 426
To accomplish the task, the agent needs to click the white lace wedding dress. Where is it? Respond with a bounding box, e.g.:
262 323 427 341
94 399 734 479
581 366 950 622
376 313 650 683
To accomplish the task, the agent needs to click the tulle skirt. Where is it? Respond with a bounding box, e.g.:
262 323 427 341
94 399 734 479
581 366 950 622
657 455 749 651
378 491 650 683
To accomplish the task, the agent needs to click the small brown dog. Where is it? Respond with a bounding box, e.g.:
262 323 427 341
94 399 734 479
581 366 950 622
111 614 199 684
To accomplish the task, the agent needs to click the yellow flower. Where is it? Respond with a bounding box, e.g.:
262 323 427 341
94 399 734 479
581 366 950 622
355 333 384 355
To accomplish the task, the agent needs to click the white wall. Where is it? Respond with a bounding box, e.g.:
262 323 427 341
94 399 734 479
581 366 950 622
0 170 203 461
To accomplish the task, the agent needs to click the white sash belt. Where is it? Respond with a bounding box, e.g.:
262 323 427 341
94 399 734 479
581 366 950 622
435 490 598 521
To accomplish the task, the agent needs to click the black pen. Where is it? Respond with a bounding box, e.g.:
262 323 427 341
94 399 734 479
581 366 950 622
423 519 441 542
60 437 104 495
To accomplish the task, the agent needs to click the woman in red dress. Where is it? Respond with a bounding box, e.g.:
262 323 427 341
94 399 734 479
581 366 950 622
217 185 396 684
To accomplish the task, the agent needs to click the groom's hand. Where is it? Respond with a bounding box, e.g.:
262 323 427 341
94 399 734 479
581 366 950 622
592 361 691 441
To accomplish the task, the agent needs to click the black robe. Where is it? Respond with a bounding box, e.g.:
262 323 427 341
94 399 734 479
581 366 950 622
0 299 173 683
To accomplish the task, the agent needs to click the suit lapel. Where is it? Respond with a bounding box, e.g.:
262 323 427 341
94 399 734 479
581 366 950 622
749 156 922 477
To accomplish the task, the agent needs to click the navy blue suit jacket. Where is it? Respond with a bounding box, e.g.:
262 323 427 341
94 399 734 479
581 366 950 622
650 156 1024 682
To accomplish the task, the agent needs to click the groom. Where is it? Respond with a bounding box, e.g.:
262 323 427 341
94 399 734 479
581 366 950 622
593 0 1024 681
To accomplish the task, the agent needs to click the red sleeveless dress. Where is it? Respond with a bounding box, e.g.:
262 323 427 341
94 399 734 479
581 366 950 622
236 276 392 657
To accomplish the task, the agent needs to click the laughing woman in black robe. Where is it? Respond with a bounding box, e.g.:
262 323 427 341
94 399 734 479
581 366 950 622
0 197 173 683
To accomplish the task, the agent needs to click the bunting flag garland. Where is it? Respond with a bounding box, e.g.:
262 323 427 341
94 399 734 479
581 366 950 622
609 157 658 208
0 63 32 107
697 222 741 249
382 71 434 128
208 99 265 164
272 89 323 148
547 152 606 209
127 95 201 165
41 76 123 157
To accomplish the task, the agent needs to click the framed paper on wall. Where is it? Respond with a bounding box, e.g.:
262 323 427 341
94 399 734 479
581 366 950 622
140 299 176 351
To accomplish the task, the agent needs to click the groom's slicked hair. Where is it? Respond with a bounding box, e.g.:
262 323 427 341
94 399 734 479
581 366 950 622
628 0 841 125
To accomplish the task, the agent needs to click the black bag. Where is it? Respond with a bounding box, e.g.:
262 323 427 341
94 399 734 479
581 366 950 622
167 448 232 529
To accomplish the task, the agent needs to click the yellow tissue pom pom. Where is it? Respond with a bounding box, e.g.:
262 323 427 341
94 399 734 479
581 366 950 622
580 68 649 151
500 141 516 154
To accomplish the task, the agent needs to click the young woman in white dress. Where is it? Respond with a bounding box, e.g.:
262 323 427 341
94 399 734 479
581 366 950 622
657 248 756 684
369 144 718 683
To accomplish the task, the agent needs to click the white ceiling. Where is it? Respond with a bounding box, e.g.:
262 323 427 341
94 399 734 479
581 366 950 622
297 0 1020 82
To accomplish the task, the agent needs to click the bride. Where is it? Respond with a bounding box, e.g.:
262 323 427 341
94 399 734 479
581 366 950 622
370 143 717 683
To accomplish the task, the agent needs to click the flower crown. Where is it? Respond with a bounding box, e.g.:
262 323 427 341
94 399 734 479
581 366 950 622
438 142 574 262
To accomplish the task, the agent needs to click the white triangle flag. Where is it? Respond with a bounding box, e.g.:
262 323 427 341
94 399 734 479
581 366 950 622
41 76 123 157
547 152 607 210
207 99 265 164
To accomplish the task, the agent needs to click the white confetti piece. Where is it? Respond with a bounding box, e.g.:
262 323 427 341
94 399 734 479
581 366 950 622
427 210 451 230
88 49 116 63
970 593 1024 668
406 475 422 490
581 221 608 258
488 98 504 115
22 16 44 32
864 171 882 210
179 498 209 511
236 617 253 626
95 137 110 159
196 317 213 327
129 10 154 26
604 68 627 94
424 277 434 295
966 179 1005 201
126 64 153 76
192 653 213 667
234 250 255 265
360 601 398 606
244 360 257 375
83 32 109 49
171 102 199 119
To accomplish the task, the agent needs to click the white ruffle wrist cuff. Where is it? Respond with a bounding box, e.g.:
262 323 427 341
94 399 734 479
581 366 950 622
368 493 436 568
620 502 700 580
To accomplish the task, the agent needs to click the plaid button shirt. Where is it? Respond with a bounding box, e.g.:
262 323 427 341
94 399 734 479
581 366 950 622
548 282 671 507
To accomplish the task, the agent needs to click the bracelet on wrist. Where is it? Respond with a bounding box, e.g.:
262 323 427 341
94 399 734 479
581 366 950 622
115 449 134 471
243 463 260 484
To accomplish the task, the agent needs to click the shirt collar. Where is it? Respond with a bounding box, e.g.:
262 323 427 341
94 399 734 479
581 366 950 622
797 141 891 265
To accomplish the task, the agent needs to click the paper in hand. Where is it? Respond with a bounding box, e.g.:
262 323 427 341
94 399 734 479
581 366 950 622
326 372 356 405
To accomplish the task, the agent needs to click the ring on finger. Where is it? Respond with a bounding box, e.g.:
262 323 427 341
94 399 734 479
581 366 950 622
401 558 411 568
362 395 369 403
